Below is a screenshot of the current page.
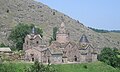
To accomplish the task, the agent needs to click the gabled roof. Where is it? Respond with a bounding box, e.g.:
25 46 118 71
65 42 76 48
48 48 63 55
79 34 89 43
27 34 42 40
48 41 63 55
48 41 77 55
79 44 97 54
25 46 48 52
79 44 92 50
49 41 76 49
0 47 11 52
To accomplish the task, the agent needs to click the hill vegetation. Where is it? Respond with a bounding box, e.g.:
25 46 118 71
88 27 120 33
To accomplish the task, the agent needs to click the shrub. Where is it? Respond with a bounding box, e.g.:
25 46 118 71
83 65 87 69
98 47 119 68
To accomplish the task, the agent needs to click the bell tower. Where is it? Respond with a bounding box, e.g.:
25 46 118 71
56 22 69 43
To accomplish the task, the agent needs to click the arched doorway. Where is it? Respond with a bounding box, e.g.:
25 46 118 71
74 55 77 62
48 56 50 64
32 58 34 61
30 54 34 62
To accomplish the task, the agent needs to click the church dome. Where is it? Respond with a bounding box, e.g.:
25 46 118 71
79 34 89 43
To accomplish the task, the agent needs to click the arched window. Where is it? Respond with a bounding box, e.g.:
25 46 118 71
36 41 39 44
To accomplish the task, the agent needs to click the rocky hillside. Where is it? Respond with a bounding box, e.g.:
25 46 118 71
0 0 120 50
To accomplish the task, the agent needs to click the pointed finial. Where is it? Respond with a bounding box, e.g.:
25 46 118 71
32 27 35 34
61 22 65 28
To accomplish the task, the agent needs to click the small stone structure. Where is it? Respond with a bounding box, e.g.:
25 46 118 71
23 22 98 64
0 47 12 61
0 47 12 55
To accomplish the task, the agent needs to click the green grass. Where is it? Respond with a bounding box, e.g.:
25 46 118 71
55 62 120 72
0 61 120 72
118 55 120 58
0 62 32 72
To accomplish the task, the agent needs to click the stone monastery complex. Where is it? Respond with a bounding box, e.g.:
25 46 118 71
23 22 98 64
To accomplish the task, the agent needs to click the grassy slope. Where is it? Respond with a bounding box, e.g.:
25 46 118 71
55 62 120 72
0 62 32 72
0 61 120 72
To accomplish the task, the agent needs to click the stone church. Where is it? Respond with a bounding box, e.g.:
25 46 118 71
23 22 98 64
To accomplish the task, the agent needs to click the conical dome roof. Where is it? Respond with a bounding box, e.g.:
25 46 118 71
61 22 65 28
79 34 89 43
57 22 67 34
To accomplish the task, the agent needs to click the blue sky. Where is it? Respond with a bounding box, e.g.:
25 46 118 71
35 0 120 30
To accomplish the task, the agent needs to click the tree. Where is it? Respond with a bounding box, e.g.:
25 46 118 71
8 23 43 50
113 47 119 55
49 27 58 45
53 27 58 41
98 47 119 68
88 27 109 33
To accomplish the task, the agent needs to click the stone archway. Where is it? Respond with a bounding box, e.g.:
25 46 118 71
74 55 77 62
32 57 34 61
47 56 50 64
30 54 34 61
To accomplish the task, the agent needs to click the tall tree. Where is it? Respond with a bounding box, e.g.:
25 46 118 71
49 27 58 45
53 27 58 41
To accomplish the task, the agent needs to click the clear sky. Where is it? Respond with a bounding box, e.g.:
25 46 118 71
35 0 120 30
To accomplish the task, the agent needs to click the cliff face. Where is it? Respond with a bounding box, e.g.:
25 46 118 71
0 0 120 49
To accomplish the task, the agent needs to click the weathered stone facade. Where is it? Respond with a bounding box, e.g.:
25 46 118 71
23 22 98 64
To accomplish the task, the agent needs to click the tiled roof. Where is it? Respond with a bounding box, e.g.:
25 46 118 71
25 46 48 52
48 41 76 55
49 48 63 55
27 34 42 39
79 34 89 43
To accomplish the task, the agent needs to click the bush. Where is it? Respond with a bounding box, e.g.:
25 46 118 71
98 47 119 68
83 65 87 69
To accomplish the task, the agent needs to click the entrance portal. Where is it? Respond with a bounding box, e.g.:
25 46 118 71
32 58 34 61
74 55 77 61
